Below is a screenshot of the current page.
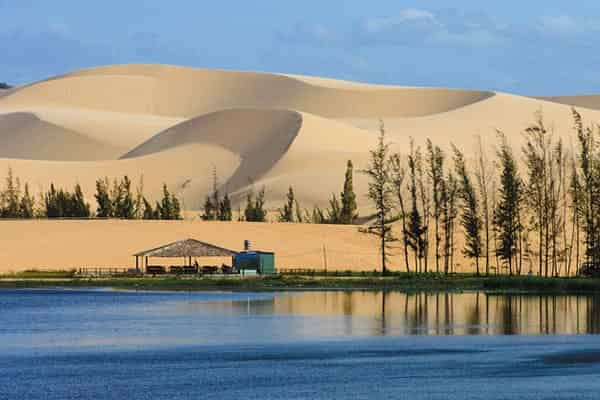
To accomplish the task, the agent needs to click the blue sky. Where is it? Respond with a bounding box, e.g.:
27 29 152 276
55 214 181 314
2 0 600 95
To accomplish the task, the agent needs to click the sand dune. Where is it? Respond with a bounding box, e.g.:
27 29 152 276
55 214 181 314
0 112 122 161
538 95 600 111
346 92 600 152
2 64 494 118
1 64 600 271
123 109 303 195
0 64 598 209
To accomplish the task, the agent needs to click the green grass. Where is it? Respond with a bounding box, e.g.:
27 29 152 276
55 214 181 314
1 271 600 293
0 270 77 279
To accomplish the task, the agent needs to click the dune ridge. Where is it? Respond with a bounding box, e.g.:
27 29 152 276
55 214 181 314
537 95 600 111
2 64 494 118
123 109 303 194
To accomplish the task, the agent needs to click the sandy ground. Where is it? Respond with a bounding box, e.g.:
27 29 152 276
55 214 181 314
0 220 383 273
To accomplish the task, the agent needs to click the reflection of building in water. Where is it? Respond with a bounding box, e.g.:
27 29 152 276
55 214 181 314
271 292 600 335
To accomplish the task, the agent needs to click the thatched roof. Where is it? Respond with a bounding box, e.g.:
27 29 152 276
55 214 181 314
134 239 237 258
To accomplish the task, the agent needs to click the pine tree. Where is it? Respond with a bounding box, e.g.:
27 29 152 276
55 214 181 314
95 177 112 218
279 186 296 222
71 183 90 218
416 145 431 273
441 172 459 274
219 193 232 221
427 139 445 274
494 133 523 275
153 201 161 220
1 167 21 218
19 183 34 218
142 197 155 219
327 194 342 224
310 206 326 224
56 188 71 217
44 184 61 218
110 178 122 217
340 160 358 224
572 108 600 268
114 176 134 219
295 199 303 223
159 184 173 219
254 187 267 222
134 175 145 219
569 154 582 276
361 120 395 275
202 196 216 220
244 187 267 222
171 192 181 220
407 139 426 273
474 135 493 276
244 188 256 222
390 153 411 273
453 144 483 275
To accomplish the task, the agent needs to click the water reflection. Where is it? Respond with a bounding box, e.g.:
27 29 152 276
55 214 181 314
213 291 600 336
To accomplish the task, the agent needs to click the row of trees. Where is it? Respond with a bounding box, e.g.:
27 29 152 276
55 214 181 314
95 176 180 220
0 172 181 219
364 109 599 277
200 161 358 224
277 161 358 224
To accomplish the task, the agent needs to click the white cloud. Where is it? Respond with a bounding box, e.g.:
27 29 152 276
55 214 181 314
278 9 507 49
537 15 600 36
362 9 438 34
354 9 505 47
277 21 341 45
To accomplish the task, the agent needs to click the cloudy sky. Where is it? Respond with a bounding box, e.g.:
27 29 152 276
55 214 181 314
2 0 600 95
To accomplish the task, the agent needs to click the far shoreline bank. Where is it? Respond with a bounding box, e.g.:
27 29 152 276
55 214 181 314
2 272 600 294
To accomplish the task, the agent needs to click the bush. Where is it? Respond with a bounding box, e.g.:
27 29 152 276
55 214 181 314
580 262 600 278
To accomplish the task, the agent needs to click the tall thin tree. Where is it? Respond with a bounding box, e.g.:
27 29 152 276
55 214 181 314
362 120 395 275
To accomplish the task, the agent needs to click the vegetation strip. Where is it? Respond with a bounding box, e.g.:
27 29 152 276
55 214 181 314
2 271 600 293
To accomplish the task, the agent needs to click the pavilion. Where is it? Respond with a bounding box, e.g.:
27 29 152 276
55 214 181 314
133 238 238 274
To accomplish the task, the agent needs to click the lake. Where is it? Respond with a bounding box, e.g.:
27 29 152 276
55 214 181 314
1 289 600 399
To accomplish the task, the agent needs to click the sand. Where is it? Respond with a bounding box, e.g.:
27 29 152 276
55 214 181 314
537 95 600 111
1 64 599 272
0 220 381 273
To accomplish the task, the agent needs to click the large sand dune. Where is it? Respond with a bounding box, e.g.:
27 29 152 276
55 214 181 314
3 63 598 210
1 64 600 271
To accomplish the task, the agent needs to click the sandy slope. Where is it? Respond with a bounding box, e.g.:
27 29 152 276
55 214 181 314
345 92 600 152
0 112 122 160
538 95 600 111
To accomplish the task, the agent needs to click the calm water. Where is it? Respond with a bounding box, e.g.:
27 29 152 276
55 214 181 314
2 289 600 399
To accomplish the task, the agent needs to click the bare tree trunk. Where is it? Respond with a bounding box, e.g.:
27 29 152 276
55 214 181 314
476 136 492 276
398 195 410 273
435 217 440 274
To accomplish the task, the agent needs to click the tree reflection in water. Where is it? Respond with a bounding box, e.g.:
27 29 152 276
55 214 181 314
266 291 600 335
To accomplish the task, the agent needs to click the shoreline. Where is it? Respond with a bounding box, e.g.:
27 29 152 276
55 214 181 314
2 272 600 294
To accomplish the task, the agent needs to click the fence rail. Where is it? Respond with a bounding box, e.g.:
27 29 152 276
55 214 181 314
76 267 140 277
